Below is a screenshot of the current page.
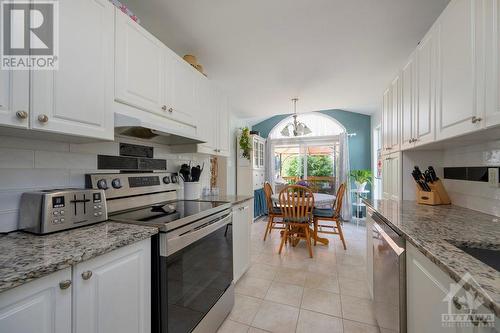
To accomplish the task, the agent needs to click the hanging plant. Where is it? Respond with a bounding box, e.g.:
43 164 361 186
239 127 252 160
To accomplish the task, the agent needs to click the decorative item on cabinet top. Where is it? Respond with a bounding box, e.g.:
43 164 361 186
109 0 140 23
183 54 207 76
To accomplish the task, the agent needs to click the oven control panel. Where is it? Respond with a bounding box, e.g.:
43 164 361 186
19 189 108 234
85 172 180 199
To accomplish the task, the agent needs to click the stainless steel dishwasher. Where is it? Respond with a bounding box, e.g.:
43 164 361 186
370 207 406 333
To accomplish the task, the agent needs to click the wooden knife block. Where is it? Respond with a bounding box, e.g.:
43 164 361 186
416 180 451 205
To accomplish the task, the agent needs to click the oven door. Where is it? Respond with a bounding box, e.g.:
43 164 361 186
158 211 233 333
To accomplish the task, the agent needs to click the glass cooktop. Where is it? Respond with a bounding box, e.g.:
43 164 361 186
110 200 229 226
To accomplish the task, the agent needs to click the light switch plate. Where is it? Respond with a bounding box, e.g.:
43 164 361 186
488 168 499 187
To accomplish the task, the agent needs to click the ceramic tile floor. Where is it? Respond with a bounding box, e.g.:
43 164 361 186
218 217 384 333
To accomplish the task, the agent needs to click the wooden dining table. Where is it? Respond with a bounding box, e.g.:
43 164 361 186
271 192 336 245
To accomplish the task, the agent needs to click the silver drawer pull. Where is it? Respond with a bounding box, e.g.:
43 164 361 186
38 114 49 123
81 271 93 280
471 116 482 124
59 280 72 290
16 111 28 119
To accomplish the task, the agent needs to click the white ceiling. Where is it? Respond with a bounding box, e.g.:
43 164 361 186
123 0 450 120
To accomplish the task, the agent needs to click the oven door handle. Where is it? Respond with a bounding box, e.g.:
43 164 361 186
163 212 233 257
373 222 405 256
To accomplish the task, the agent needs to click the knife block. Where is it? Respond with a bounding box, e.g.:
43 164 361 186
416 180 451 205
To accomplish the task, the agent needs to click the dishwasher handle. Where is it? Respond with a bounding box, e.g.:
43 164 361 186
373 222 405 256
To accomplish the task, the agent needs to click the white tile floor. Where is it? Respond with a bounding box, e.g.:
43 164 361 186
218 217 382 333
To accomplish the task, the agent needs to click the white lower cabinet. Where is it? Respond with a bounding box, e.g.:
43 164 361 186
406 243 497 333
0 240 151 333
232 200 253 282
73 239 151 333
0 268 72 333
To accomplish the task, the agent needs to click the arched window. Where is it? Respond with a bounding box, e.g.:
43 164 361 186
268 112 346 139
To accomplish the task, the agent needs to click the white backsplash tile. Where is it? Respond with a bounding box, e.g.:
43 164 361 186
0 135 212 232
442 139 500 217
0 148 34 168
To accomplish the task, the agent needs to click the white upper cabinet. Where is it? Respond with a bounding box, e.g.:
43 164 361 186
436 0 483 140
382 88 391 154
115 10 165 115
390 76 401 152
217 91 230 156
166 52 198 127
31 0 114 140
416 28 437 145
0 268 72 333
0 70 29 129
484 0 500 128
401 55 415 150
196 78 218 151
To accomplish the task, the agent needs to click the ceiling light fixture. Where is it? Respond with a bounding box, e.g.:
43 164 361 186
280 98 312 137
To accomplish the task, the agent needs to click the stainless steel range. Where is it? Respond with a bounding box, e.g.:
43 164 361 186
86 172 234 333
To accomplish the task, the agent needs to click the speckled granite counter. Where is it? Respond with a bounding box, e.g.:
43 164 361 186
200 194 254 205
364 199 500 316
0 222 158 293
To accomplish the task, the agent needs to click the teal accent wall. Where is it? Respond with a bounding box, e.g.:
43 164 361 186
252 109 372 171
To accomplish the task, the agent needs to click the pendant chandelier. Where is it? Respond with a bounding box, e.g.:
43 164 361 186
280 98 312 137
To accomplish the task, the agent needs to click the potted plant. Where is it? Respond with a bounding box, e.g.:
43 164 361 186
350 169 373 192
239 127 252 160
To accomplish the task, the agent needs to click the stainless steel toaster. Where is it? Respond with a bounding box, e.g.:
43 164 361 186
19 189 108 234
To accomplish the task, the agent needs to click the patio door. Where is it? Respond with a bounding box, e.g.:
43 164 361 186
272 139 340 195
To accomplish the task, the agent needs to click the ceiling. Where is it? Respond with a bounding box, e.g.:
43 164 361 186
122 0 450 120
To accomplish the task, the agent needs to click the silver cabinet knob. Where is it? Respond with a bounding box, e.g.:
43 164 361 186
471 116 482 124
161 105 167 111
168 108 173 113
16 111 28 119
59 280 72 290
38 114 49 123
81 271 93 280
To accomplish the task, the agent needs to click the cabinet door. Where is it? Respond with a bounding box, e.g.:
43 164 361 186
437 0 483 140
197 79 218 152
115 9 165 116
168 53 197 127
401 56 415 149
416 29 437 145
484 0 500 128
382 88 392 153
390 153 401 201
253 139 260 169
31 0 114 140
0 268 72 333
382 156 392 199
390 76 401 152
74 239 151 333
233 201 253 282
217 92 230 156
259 142 265 168
0 70 29 129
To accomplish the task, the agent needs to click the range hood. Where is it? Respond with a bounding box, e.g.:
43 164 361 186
114 113 205 145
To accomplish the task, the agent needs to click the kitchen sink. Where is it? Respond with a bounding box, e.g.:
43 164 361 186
451 242 500 272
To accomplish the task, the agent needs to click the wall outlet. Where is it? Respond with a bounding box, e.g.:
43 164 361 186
488 168 499 187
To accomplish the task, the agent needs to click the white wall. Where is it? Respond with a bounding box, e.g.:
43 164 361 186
0 135 211 233
371 109 382 199
441 140 500 217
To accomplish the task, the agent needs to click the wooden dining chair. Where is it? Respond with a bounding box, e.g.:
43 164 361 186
313 183 347 250
263 182 285 241
278 185 315 258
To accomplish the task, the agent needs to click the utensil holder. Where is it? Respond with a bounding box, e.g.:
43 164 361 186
184 182 201 200
416 180 451 205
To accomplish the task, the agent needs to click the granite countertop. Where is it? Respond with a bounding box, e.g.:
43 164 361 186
200 194 254 205
364 199 500 316
0 222 158 293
